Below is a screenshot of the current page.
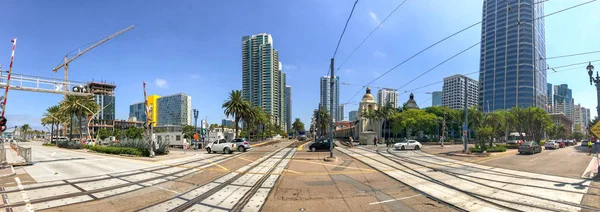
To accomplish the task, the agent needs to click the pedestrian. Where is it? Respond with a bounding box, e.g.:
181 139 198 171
588 140 593 155
373 137 377 147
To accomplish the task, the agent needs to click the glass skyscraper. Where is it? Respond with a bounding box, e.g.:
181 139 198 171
242 33 287 130
479 0 547 110
156 93 192 126
320 76 340 121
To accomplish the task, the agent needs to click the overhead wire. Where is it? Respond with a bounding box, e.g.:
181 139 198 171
323 0 359 77
392 0 596 93
336 0 409 72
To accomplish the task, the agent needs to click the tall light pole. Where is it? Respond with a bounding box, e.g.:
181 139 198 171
587 62 600 117
193 109 199 150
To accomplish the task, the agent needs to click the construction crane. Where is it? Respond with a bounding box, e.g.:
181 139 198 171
52 25 134 95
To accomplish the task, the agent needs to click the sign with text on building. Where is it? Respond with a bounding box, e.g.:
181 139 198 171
590 121 600 138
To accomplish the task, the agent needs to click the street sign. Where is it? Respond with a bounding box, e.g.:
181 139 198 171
590 121 600 138
462 130 467 137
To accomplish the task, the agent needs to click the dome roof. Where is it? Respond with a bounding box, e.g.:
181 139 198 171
361 87 375 102
404 93 419 109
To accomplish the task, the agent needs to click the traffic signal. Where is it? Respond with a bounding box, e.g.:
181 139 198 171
201 128 206 135
72 85 88 93
0 116 7 132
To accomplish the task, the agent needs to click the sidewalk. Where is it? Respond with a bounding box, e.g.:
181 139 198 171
582 155 599 179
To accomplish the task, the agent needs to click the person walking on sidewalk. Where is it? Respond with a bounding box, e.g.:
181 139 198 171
589 140 593 155
373 137 377 147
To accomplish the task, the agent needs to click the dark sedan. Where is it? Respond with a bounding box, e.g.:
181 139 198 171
519 141 542 154
309 138 333 152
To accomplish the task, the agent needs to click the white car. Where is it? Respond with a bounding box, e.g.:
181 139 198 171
544 140 559 149
394 140 422 150
206 139 236 154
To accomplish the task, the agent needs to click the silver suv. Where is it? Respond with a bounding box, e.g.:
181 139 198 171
230 138 251 152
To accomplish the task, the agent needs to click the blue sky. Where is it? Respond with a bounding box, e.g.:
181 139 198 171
2 0 600 130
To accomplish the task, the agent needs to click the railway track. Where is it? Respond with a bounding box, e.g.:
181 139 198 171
138 144 296 211
341 146 599 212
0 147 258 211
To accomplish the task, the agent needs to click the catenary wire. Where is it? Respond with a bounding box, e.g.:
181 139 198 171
342 0 596 105
324 0 359 77
336 0 409 72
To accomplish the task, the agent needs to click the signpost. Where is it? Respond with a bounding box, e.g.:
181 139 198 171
590 121 600 139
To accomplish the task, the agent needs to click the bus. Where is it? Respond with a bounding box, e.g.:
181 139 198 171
507 132 530 144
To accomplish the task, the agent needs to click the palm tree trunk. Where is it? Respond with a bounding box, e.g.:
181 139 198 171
234 117 240 138
51 123 54 142
78 112 84 143
69 113 74 141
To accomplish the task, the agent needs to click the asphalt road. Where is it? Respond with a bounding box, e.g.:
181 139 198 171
480 144 596 179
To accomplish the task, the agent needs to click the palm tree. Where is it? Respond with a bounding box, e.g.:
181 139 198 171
20 124 31 139
43 105 61 140
483 111 503 146
376 103 396 141
222 90 251 137
292 118 305 136
313 106 330 137
60 95 99 141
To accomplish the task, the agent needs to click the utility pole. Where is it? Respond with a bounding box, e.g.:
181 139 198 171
317 103 321 138
463 78 468 153
142 82 155 157
329 58 335 158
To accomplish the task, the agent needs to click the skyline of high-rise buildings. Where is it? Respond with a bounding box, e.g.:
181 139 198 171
242 33 288 130
377 88 399 109
156 93 192 126
478 0 547 111
320 76 340 122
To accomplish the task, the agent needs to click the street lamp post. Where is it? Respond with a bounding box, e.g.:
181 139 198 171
586 62 600 172
193 109 199 150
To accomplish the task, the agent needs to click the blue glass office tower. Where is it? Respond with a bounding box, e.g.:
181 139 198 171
479 0 547 110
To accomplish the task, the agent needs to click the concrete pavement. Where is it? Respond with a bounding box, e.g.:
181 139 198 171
338 146 597 212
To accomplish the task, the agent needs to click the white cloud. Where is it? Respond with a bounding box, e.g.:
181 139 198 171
369 10 381 25
373 51 387 58
283 64 298 71
155 78 168 88
191 74 200 79
345 69 354 74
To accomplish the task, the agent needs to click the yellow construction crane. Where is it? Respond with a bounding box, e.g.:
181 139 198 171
53 25 134 94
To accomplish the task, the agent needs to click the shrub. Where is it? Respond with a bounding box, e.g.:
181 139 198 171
108 138 169 157
57 140 82 149
497 144 519 149
42 143 56 147
469 145 506 153
86 145 143 156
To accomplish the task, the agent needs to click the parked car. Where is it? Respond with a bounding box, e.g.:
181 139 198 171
230 138 251 152
308 138 332 152
519 141 542 154
206 139 236 154
544 140 559 149
298 135 307 141
566 139 575 146
394 140 422 150
555 140 566 148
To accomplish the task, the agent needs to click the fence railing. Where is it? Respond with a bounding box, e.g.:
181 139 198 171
9 142 32 163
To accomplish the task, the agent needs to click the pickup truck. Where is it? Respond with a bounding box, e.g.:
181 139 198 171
206 139 236 154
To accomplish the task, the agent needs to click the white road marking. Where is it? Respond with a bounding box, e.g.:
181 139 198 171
41 165 58 176
369 194 422 205
50 152 56 157
529 158 539 162
15 177 34 211
581 156 598 179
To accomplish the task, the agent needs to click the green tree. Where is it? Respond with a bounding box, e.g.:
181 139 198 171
97 128 111 140
125 127 144 139
182 125 195 139
292 118 305 135
377 103 397 140
313 105 331 136
59 95 99 141
222 90 251 137
19 124 31 139
572 131 585 141
476 126 493 150
209 123 219 130
393 109 437 138
483 111 503 146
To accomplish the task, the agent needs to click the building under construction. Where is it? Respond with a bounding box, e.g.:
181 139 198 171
87 81 116 136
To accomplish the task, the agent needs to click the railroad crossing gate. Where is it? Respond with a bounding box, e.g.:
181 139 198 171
590 121 600 138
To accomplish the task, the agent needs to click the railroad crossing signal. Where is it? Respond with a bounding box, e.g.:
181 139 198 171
590 121 600 138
